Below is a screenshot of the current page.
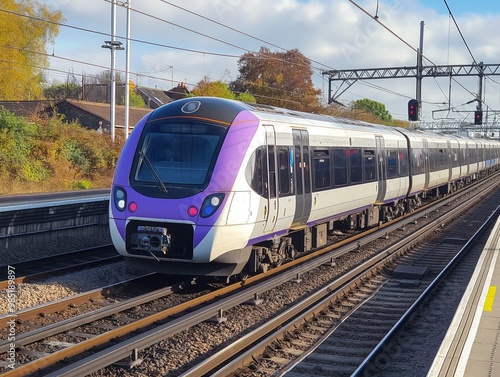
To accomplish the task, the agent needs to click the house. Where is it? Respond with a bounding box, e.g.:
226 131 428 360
0 83 189 133
80 83 189 109
0 100 53 117
0 99 151 133
165 82 190 101
52 99 152 133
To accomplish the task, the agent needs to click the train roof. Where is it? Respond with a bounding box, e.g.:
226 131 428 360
148 97 499 145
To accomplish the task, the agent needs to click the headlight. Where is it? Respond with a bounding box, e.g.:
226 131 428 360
200 193 225 218
114 186 127 212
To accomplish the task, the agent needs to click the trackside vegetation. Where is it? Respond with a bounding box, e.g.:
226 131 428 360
0 109 123 195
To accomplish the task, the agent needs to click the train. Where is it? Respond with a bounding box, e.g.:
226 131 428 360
109 97 500 279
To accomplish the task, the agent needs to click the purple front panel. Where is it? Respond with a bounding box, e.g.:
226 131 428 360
111 109 260 251
192 110 260 246
112 114 150 188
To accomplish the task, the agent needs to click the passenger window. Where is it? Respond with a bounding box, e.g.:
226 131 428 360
387 150 398 178
278 147 291 195
399 149 409 176
349 148 362 183
333 148 347 186
268 146 276 198
364 149 376 181
244 146 269 197
303 146 311 194
313 149 331 189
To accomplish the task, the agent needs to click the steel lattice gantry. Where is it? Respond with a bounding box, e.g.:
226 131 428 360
322 63 500 103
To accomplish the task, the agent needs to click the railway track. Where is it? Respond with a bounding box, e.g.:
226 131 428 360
356 206 500 376
0 174 496 376
0 273 200 374
0 172 492 376
0 245 121 289
200 176 500 377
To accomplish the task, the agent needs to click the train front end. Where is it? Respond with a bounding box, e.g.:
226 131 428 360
109 98 260 277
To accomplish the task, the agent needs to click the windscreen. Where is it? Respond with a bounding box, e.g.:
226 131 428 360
132 121 226 194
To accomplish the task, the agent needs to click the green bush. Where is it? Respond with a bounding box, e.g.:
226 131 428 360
0 109 37 177
0 109 124 194
22 161 51 182
73 180 92 190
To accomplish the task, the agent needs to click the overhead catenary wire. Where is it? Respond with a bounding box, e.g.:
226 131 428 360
348 0 498 119
2 1 495 118
0 2 413 107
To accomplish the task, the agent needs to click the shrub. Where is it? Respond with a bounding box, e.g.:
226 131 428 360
0 109 124 194
73 180 93 190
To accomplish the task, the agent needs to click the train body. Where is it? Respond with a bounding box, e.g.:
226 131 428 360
109 97 500 278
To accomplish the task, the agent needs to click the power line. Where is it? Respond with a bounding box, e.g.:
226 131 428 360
346 0 496 116
0 3 411 107
443 0 477 65
0 6 328 101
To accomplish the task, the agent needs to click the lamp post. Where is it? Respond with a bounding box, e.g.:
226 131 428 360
101 40 123 142
124 0 131 140
101 0 123 143
167 65 173 84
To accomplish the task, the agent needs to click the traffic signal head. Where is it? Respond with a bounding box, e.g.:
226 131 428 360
474 110 483 125
408 99 418 121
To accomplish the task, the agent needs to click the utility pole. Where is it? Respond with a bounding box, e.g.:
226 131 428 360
416 21 424 120
124 0 131 140
101 0 123 143
477 61 484 113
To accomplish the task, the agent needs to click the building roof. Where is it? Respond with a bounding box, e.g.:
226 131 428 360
0 101 53 117
166 82 190 100
59 99 152 128
136 87 172 108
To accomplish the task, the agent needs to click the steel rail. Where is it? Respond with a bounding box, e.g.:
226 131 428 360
0 273 179 354
0 245 118 289
352 204 500 376
182 177 499 376
35 174 499 377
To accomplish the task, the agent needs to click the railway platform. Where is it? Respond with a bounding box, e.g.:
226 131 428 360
428 212 500 377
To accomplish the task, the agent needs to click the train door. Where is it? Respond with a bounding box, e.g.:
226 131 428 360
462 142 469 176
375 136 386 203
423 139 430 188
264 125 278 233
291 129 311 228
447 140 452 181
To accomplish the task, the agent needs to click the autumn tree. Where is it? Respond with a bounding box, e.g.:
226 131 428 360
0 0 62 100
231 47 321 111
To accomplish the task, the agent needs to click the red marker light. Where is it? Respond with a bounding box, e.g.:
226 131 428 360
128 202 137 212
187 206 198 217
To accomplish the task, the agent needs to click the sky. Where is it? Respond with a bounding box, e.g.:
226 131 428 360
32 0 500 122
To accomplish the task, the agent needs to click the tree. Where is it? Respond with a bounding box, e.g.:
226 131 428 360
0 0 62 100
352 98 393 123
189 76 256 102
190 77 236 99
231 47 321 111
237 92 257 103
120 91 146 108
86 70 126 85
44 83 82 100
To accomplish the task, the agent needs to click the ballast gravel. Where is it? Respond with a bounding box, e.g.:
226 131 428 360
0 212 444 376
0 261 145 314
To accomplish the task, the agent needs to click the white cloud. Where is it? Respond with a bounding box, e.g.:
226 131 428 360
37 0 500 121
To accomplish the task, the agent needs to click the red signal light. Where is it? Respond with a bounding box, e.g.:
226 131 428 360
474 110 483 125
408 99 418 121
